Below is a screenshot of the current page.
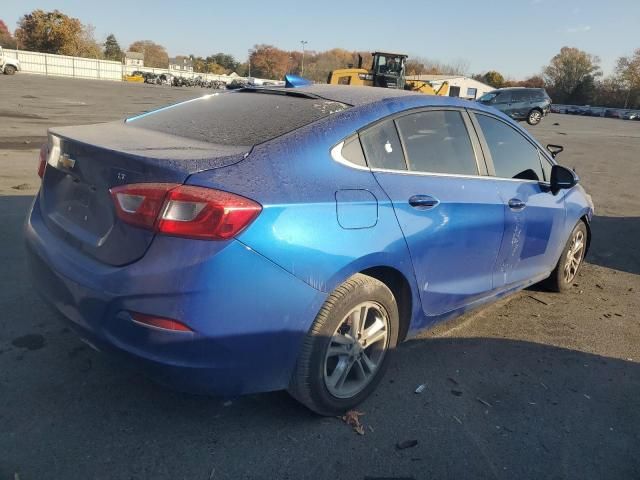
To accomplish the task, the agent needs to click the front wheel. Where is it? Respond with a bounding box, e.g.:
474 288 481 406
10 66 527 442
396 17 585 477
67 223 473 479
527 109 543 125
544 221 588 292
4 65 17 75
288 274 399 416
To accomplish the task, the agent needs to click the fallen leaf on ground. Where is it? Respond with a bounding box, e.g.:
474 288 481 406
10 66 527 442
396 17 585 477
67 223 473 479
341 410 366 435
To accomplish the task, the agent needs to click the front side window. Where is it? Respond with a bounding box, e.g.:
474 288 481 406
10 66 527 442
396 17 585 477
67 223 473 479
539 152 553 182
395 110 478 176
359 120 406 171
476 114 544 181
495 91 512 103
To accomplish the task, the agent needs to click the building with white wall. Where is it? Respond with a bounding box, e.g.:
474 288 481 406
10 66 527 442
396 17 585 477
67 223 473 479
406 74 494 100
124 51 144 67
169 56 194 73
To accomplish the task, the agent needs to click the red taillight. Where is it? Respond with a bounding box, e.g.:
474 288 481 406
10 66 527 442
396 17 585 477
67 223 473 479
37 143 47 178
130 312 193 332
111 183 178 229
109 183 262 240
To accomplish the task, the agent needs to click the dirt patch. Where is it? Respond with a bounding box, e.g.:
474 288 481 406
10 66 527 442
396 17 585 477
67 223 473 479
0 137 47 149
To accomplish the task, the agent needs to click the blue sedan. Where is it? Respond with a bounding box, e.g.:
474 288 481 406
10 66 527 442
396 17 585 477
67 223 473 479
25 84 594 415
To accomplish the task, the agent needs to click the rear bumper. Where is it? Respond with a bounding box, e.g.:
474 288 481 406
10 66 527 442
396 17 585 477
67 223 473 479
25 196 327 395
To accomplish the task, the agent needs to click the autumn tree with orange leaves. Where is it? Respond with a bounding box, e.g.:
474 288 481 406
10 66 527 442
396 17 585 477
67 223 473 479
15 10 101 57
0 20 17 48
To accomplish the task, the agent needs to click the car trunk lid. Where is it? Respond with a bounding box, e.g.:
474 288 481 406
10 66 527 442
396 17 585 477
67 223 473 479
39 122 250 266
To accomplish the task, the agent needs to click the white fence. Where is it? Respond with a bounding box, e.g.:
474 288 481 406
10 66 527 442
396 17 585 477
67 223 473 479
3 49 243 84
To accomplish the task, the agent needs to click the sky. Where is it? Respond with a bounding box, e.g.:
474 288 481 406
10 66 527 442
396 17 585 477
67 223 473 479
3 0 638 78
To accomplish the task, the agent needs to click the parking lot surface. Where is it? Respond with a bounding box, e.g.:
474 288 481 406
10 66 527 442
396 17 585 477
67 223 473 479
1 75 639 479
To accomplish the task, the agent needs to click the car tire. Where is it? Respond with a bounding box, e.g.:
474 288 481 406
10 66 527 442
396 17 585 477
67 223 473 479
527 108 543 125
288 273 399 416
4 65 16 75
544 221 588 292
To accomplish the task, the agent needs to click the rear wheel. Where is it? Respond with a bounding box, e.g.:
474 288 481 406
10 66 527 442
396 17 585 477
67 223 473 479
4 65 16 75
289 274 399 416
544 221 588 292
527 108 543 125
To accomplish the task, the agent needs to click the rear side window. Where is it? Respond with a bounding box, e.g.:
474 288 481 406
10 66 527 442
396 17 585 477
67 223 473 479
360 120 406 171
126 91 349 146
476 114 544 181
341 135 367 167
511 90 530 102
532 90 546 101
395 110 478 176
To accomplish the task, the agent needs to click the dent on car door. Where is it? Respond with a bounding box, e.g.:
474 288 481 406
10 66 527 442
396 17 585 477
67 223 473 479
360 110 505 320
510 91 529 119
472 113 566 288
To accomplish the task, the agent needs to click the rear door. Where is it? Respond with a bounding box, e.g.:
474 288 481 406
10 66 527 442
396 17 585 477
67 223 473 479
471 112 566 287
510 90 530 119
360 109 505 317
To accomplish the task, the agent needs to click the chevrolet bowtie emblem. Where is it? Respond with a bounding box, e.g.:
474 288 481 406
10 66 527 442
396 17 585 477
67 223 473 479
59 153 76 169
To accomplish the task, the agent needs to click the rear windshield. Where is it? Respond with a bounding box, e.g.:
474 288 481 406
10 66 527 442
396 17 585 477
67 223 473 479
125 91 350 146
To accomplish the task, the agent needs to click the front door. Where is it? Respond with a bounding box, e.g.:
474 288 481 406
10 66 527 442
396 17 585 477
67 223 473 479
359 109 505 317
492 90 513 117
472 113 566 287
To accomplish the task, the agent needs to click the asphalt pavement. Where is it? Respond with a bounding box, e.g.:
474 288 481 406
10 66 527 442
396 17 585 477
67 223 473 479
0 75 638 480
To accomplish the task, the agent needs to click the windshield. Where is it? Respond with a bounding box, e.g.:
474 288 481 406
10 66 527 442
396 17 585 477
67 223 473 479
126 91 350 146
375 54 405 75
478 92 499 102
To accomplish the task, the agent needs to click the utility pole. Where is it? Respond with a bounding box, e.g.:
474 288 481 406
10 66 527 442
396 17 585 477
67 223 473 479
248 48 255 78
300 40 308 76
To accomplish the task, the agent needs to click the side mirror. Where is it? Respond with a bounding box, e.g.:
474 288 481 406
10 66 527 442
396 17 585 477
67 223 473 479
550 164 578 195
546 144 564 158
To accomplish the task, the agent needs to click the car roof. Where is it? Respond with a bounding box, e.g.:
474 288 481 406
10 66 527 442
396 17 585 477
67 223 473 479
493 87 545 91
255 84 418 106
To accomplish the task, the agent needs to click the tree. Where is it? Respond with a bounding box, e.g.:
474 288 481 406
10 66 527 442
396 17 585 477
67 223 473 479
103 34 122 61
543 47 601 103
191 56 207 73
594 77 629 108
520 75 545 88
128 40 168 68
567 75 596 105
481 70 505 88
0 20 17 48
189 53 240 74
249 44 290 79
615 48 640 108
207 53 239 72
15 9 101 57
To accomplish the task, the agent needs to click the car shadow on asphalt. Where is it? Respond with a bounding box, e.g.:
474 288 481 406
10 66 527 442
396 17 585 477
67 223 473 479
587 215 640 275
2 194 640 479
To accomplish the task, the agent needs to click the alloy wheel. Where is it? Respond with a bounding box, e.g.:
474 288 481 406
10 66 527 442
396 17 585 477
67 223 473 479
529 110 542 124
564 230 585 283
323 301 390 399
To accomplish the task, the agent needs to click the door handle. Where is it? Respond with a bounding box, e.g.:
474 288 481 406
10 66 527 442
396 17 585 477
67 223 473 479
409 195 439 210
508 198 526 211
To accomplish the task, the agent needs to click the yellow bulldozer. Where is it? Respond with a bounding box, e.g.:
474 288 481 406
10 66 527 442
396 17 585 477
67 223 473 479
327 52 449 96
